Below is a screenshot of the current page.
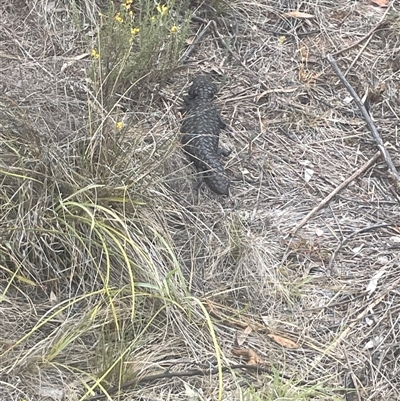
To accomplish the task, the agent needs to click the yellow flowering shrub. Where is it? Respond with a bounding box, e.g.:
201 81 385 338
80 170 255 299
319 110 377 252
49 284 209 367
91 0 189 103
114 12 123 23
156 4 168 15
91 49 100 59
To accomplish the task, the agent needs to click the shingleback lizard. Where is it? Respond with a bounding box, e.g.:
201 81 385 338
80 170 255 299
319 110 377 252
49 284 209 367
181 75 230 195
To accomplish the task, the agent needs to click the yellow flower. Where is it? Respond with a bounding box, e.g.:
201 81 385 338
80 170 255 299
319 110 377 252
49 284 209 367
278 36 286 45
123 0 133 10
151 15 156 21
114 12 123 23
170 25 179 33
116 122 124 130
131 27 140 35
156 4 168 15
91 49 100 59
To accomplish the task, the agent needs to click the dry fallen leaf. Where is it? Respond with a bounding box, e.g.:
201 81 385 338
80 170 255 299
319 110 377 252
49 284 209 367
282 11 315 19
268 334 300 349
232 347 264 365
259 118 268 134
370 0 389 7
366 268 387 296
299 46 309 63
392 226 400 235
364 336 384 350
38 388 64 401
49 290 58 306
204 298 217 314
183 382 199 399
235 326 253 347
304 168 314 183
367 82 387 104
352 245 364 254
60 53 90 73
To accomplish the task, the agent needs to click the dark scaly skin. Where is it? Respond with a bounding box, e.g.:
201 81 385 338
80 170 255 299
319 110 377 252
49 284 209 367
181 75 230 195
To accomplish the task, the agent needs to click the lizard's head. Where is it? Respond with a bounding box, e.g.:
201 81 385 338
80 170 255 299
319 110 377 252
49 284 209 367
188 75 218 100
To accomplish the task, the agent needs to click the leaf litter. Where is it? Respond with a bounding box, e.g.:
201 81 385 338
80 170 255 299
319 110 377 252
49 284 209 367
1 0 400 400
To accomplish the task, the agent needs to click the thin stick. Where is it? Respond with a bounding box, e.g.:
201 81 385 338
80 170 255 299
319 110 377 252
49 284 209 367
328 290 392 351
328 222 391 270
211 20 242 64
342 32 375 78
180 20 213 63
327 54 400 186
291 151 380 235
87 363 314 400
343 348 362 401
190 18 270 91
221 87 297 103
332 2 392 56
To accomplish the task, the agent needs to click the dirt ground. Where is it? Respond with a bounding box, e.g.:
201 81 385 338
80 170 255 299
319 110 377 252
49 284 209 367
1 0 400 400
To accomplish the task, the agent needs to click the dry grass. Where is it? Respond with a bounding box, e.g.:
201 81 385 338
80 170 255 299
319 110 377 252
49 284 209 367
1 0 400 400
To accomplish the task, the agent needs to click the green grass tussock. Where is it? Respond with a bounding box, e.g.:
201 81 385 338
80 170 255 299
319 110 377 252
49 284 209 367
0 2 199 396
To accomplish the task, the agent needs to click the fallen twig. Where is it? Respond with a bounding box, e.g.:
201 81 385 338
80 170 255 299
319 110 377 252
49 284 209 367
291 151 381 235
343 348 362 401
87 363 313 400
210 20 243 64
188 17 270 91
180 20 213 63
186 16 241 63
332 2 392 56
328 222 391 270
327 288 394 352
327 54 400 187
341 32 376 79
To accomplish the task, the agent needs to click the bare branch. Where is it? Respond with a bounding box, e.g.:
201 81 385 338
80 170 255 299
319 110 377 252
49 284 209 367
291 151 381 235
327 54 400 187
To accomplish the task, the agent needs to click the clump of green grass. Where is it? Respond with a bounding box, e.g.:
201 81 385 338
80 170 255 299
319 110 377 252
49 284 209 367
0 1 219 396
0 90 214 399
